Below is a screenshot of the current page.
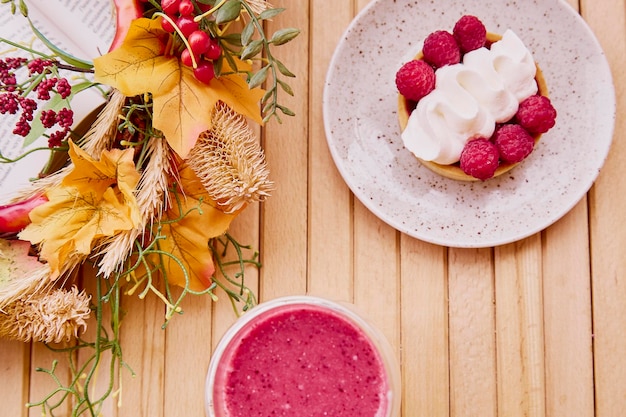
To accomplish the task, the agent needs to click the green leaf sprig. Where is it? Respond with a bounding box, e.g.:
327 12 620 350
198 0 300 123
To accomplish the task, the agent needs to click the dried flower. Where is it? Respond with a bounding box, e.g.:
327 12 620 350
96 136 173 277
0 0 298 413
0 263 51 311
247 0 271 14
81 89 126 157
18 142 143 279
9 89 128 205
0 286 90 344
187 102 274 214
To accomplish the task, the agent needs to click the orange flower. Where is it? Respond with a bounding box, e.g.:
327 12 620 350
94 18 265 159
19 141 142 279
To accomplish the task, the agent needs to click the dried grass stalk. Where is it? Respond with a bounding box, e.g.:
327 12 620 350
0 263 51 311
12 89 126 202
95 137 173 277
0 286 90 344
187 101 273 214
80 88 126 157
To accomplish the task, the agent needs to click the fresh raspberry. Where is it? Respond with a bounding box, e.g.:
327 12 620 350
459 138 500 180
453 15 487 53
515 95 557 134
422 30 461 68
395 59 435 101
493 124 535 163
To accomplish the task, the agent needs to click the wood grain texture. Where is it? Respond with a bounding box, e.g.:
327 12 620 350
28 341 73 417
543 200 595 417
583 0 626 416
0 339 29 417
259 0 310 300
307 1 354 301
117 292 165 417
448 248 497 417
495 236 546 417
400 237 449 417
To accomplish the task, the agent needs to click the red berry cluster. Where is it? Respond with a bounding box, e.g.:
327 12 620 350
40 108 74 148
160 0 222 84
9 97 37 137
37 78 72 100
396 15 557 180
27 58 54 75
0 57 26 91
0 57 74 147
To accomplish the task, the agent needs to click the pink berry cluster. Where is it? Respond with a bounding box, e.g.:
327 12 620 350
395 15 557 180
160 0 222 84
0 57 74 147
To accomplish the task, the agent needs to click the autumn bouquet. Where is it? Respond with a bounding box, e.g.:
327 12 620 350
0 0 298 415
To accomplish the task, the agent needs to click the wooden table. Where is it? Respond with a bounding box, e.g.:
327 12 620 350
1 0 625 416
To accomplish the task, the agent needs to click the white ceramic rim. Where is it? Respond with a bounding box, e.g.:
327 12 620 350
322 0 615 248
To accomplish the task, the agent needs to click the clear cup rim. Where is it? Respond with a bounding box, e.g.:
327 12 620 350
205 295 401 417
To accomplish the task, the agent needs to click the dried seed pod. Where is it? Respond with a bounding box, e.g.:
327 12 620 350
187 101 273 214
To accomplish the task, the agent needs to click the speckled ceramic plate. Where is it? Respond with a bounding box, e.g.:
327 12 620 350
323 0 615 248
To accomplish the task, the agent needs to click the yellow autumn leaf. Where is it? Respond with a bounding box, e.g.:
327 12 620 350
94 17 265 159
154 65 265 159
18 142 142 279
156 165 240 291
93 18 179 97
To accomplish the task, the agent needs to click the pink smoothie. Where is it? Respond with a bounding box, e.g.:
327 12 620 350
210 301 391 417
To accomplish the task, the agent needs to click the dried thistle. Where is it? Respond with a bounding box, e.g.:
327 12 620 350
187 101 273 214
0 286 90 344
246 0 271 14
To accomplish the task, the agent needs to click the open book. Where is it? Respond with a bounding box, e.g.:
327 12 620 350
0 0 116 204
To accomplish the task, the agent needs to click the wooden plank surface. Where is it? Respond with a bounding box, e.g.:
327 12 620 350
0 339 29 417
584 0 626 416
1 0 625 416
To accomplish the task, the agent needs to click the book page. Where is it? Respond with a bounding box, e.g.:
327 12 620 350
26 0 116 59
0 1 115 205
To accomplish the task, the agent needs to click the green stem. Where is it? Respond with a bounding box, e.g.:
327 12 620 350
194 0 228 22
238 1 281 121
0 146 53 163
0 36 49 58
80 276 103 417
154 12 200 68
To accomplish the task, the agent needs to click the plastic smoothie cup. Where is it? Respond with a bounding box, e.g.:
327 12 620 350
205 295 401 417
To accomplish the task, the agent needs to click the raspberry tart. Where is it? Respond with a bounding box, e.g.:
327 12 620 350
396 15 556 181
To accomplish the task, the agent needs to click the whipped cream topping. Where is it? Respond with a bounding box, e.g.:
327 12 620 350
401 29 538 165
